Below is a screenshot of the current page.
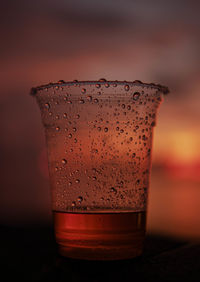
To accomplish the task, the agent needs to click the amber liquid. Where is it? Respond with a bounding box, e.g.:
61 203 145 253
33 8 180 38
53 211 146 260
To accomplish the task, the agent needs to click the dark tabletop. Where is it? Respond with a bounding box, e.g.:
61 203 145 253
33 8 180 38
0 225 199 282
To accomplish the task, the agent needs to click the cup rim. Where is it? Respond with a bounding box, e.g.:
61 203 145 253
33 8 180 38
30 80 169 96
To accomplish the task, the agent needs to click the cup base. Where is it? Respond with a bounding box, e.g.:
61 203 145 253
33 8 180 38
53 211 146 260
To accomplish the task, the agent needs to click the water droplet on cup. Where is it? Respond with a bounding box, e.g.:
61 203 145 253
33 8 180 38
44 103 50 110
104 127 108 132
77 196 83 203
125 85 129 91
81 88 86 94
62 159 67 164
133 92 140 100
96 84 101 88
56 127 60 131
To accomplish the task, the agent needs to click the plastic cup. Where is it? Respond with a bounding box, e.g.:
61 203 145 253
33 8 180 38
31 79 168 260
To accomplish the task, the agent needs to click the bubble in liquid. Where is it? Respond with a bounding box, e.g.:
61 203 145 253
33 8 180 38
96 83 101 88
104 127 108 132
81 88 86 94
133 92 140 100
44 103 50 110
62 159 67 165
63 113 67 118
77 196 83 203
124 85 130 91
55 127 60 131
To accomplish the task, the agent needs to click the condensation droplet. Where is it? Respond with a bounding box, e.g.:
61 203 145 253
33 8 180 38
104 127 108 132
71 201 76 207
55 115 59 119
110 187 117 194
44 103 50 110
73 127 77 132
68 182 72 186
75 179 80 183
62 159 67 164
105 83 109 88
79 99 85 104
99 78 106 82
92 176 97 181
68 133 72 138
142 135 147 141
127 105 131 110
97 127 101 131
96 84 101 88
76 114 80 119
63 113 67 118
87 96 92 101
133 92 140 100
55 167 59 171
120 129 124 133
125 85 129 91
151 121 156 127
56 127 60 131
77 196 83 203
81 88 86 94
122 104 125 109
132 153 136 158
116 127 119 131
94 98 99 103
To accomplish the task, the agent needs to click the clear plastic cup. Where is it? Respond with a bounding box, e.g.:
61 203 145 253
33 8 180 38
31 79 168 260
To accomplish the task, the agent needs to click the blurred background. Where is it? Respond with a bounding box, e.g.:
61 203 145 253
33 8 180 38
1 0 200 240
